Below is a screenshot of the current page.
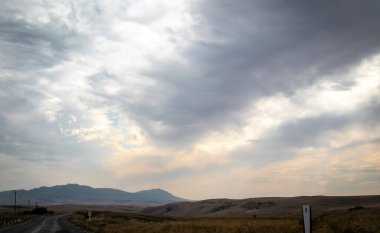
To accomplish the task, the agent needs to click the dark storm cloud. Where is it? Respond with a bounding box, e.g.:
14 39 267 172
196 0 380 77
121 0 380 146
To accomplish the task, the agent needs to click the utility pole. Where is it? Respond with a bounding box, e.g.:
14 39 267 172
28 199 30 211
14 191 16 213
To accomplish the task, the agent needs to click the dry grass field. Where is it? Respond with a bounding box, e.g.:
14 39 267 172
70 212 300 233
69 207 380 233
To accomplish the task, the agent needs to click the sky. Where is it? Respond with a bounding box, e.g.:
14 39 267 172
0 0 379 200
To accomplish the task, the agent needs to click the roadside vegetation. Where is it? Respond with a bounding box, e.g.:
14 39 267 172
0 206 53 228
70 207 380 233
0 212 32 228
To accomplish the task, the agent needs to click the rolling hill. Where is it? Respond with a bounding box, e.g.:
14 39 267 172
0 184 186 205
142 195 380 218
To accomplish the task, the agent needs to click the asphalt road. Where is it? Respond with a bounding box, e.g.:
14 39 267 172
0 214 89 233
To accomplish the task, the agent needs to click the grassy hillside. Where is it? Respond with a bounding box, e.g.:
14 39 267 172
142 195 380 218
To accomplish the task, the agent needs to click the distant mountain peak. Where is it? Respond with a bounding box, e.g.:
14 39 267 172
0 184 186 205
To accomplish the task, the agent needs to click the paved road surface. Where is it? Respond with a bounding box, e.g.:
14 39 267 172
0 214 89 233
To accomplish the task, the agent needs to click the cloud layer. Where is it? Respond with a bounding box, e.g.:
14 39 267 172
0 0 379 199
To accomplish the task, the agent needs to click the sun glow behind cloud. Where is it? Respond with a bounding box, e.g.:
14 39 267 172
0 0 379 199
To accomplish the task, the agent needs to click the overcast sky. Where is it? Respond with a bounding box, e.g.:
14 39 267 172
0 0 379 199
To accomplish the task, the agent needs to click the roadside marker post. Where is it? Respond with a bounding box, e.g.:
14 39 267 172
302 205 312 233
87 211 92 221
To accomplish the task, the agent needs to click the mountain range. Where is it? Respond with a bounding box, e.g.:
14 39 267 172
0 184 186 205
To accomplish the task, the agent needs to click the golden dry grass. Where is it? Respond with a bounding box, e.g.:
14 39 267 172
70 211 301 233
313 208 380 233
70 207 380 233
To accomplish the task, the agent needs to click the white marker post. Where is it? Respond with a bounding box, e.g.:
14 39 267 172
88 211 92 221
302 205 312 233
